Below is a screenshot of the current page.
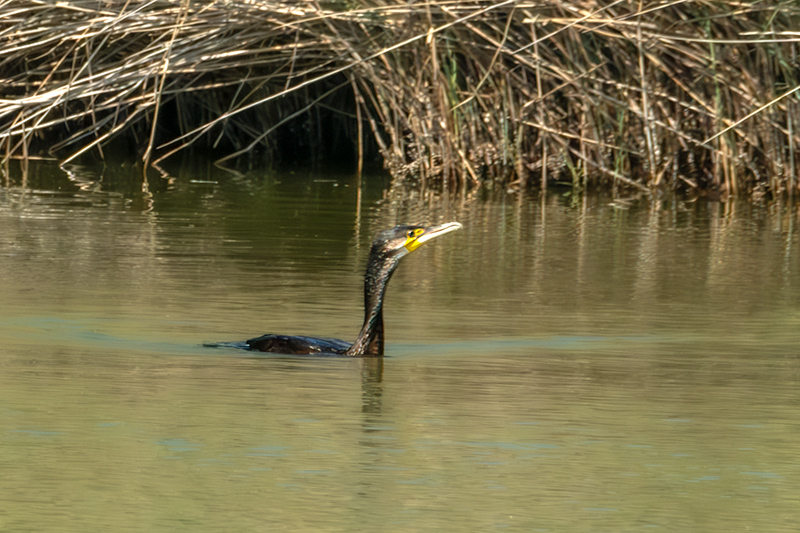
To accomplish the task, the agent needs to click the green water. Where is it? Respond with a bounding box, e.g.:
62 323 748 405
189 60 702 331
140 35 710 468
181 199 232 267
1 162 799 531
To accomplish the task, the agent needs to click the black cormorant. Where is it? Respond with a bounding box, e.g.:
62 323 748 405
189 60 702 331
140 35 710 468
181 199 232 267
246 222 462 356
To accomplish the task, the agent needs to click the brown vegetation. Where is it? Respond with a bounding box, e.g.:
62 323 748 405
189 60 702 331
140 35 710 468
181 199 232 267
1 1 799 196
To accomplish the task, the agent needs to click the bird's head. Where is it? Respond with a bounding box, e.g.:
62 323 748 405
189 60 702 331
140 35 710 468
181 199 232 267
371 222 463 261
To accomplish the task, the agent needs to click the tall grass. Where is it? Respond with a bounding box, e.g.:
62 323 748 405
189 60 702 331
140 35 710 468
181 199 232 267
1 0 799 196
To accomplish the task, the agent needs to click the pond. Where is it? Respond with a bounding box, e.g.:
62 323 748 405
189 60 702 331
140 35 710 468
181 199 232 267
1 160 799 531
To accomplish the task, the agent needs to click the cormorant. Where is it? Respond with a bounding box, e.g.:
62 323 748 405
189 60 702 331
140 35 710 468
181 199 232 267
246 222 462 356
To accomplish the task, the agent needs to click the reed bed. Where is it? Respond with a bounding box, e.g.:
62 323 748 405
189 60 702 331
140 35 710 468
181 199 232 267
1 0 799 196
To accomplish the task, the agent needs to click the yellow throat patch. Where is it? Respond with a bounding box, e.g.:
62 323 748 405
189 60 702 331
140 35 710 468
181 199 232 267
403 228 427 253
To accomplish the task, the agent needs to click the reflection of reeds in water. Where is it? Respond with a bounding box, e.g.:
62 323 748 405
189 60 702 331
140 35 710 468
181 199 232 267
1 1 799 196
370 186 800 344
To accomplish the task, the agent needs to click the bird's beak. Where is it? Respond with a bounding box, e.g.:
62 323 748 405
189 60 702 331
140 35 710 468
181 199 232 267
404 222 463 253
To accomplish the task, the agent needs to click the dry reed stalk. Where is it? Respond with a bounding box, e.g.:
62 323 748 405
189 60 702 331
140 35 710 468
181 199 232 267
1 1 799 197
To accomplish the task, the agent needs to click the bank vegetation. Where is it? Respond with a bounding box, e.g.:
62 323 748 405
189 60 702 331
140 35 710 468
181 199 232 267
1 0 799 197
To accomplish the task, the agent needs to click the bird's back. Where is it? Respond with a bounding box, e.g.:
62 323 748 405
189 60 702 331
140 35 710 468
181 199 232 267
245 334 350 355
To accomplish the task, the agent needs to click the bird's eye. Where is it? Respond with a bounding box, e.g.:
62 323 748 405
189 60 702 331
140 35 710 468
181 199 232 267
407 230 415 239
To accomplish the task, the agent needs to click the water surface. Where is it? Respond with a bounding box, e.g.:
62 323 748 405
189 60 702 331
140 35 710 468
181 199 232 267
1 162 799 531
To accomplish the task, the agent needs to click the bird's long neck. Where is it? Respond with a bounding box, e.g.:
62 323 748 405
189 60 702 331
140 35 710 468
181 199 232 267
346 251 399 356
